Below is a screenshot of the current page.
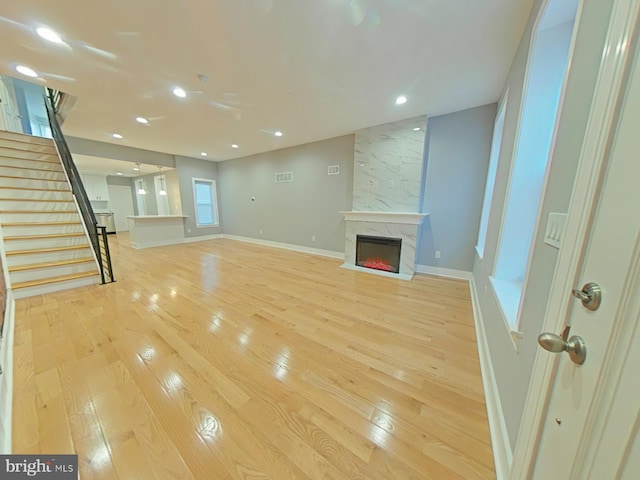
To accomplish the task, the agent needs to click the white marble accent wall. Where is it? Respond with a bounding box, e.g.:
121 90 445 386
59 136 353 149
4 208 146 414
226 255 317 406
345 221 420 276
353 116 427 212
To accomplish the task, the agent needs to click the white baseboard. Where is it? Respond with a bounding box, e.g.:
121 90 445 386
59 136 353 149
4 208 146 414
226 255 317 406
182 234 223 244
0 290 16 453
469 277 513 479
415 264 472 280
222 234 345 260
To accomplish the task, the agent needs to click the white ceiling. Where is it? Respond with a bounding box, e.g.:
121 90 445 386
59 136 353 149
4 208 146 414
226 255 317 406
74 154 172 177
0 0 535 162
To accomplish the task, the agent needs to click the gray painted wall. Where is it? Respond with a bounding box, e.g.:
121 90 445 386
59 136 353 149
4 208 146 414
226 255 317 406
472 0 616 449
218 135 354 253
416 104 496 271
175 156 223 237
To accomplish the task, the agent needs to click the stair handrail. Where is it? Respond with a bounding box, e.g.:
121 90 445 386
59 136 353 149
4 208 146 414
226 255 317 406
43 90 115 284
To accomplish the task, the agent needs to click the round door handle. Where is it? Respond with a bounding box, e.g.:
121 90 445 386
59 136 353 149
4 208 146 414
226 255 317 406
538 333 587 365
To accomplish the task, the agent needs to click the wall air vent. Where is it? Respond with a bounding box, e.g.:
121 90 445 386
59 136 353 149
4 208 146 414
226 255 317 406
275 171 293 183
328 165 340 175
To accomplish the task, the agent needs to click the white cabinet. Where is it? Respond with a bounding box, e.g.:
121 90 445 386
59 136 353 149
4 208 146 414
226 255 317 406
81 175 110 201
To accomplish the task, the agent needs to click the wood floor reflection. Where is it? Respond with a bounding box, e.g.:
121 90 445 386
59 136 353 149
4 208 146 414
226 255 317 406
12 234 495 479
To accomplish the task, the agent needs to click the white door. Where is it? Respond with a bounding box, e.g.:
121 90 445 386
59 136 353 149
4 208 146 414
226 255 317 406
107 185 135 232
0 75 23 133
521 2 640 477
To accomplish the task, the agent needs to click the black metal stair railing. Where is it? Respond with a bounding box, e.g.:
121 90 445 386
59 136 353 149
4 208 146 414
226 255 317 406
44 89 115 284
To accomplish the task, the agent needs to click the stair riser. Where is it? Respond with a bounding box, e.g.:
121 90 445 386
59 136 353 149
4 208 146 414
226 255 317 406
1 224 85 236
12 275 100 299
0 131 55 147
0 212 81 222
6 247 94 266
10 262 97 284
0 167 66 180
4 236 89 251
0 158 62 171
0 189 73 200
0 177 70 190
0 201 76 211
0 139 57 155
0 148 59 162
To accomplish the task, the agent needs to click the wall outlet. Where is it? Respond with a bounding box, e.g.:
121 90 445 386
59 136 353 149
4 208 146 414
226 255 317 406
311 235 316 242
187 228 191 233
259 229 263 235
435 250 441 259
388 180 394 188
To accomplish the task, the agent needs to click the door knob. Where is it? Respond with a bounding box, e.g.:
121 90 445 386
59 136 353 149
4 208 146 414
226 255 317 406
571 282 601 311
538 333 587 365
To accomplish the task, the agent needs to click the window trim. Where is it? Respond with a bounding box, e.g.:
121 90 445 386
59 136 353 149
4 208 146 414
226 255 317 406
192 177 219 228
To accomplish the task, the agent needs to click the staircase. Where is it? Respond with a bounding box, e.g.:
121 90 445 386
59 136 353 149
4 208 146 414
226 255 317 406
0 130 100 298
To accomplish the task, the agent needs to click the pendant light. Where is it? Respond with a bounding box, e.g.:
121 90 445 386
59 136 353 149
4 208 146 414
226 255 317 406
135 164 146 195
157 166 167 196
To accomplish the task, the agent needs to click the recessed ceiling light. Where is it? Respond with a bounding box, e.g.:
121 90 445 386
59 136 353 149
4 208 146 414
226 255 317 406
15 65 38 78
116 172 123 176
36 27 64 44
133 165 140 171
112 133 123 139
413 127 421 131
136 117 148 124
172 87 187 98
274 131 283 137
231 144 239 149
200 152 207 156
395 95 408 105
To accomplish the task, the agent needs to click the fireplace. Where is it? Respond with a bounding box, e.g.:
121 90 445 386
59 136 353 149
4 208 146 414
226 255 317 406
356 235 402 273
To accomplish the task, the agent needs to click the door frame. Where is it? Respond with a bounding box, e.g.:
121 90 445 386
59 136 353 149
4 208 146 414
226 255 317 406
510 0 640 477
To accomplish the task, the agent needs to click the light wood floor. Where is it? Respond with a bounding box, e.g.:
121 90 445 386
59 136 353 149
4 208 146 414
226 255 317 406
12 234 495 479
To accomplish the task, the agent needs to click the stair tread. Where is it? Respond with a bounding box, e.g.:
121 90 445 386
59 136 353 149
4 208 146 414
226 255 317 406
0 164 63 173
0 174 67 183
4 232 86 240
0 198 73 202
2 221 81 226
0 132 55 146
0 154 59 164
12 270 99 289
0 210 78 214
9 257 94 272
6 245 91 256
0 185 70 192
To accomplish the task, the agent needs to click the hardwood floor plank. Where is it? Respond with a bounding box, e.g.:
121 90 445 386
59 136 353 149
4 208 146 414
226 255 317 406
13 234 496 479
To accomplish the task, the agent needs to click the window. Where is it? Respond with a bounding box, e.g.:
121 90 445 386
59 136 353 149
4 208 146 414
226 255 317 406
192 178 219 227
154 175 170 215
491 0 578 329
476 93 508 259
134 179 147 216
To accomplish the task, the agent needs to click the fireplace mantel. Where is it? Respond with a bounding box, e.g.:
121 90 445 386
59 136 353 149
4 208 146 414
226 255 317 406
340 211 429 225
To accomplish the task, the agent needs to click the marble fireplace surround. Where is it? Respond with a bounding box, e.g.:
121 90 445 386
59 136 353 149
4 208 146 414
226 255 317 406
340 211 428 280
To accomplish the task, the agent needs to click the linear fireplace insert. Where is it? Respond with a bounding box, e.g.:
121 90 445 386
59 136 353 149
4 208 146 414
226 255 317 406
356 235 402 273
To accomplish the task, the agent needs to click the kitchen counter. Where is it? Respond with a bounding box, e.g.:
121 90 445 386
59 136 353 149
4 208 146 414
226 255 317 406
127 215 188 249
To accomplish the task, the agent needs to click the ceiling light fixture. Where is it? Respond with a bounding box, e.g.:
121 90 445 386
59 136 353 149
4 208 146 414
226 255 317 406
413 127 421 131
231 144 239 149
15 65 38 78
36 27 64 44
136 116 148 124
172 87 187 98
395 95 408 105
116 172 123 176
112 133 123 139
274 131 283 137
200 152 207 156
133 163 141 172
137 187 147 195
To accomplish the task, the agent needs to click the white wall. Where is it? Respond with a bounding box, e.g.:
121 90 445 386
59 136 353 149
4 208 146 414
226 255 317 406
472 0 616 448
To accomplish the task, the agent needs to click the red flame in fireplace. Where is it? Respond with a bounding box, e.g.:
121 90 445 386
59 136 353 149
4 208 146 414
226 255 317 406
362 257 394 272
